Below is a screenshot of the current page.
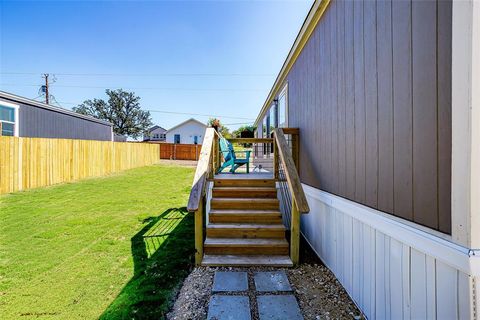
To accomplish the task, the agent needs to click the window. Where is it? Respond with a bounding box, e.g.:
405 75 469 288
278 84 288 128
153 133 160 139
0 104 18 137
269 103 277 129
193 136 198 144
174 134 180 144
263 115 268 137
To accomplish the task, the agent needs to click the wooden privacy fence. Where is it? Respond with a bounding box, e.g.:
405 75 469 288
160 143 201 160
0 136 160 194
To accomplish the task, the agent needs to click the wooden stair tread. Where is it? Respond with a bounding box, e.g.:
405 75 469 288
209 209 281 215
211 197 279 202
213 186 277 191
201 254 293 267
207 223 285 229
204 237 288 246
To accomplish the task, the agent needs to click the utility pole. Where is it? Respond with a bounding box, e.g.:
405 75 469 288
43 74 49 104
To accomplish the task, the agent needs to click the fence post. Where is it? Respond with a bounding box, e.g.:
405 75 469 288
290 198 300 265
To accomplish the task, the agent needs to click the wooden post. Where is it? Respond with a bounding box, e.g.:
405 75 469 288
273 138 279 179
195 198 204 266
292 133 300 172
290 198 300 265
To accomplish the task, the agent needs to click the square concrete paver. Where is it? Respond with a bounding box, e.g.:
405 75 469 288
254 271 292 292
207 295 251 320
257 295 303 320
212 271 248 292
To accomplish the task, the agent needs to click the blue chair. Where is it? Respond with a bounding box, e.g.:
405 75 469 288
218 137 251 173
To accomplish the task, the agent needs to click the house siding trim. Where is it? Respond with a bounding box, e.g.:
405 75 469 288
451 0 480 248
298 183 477 319
0 91 111 126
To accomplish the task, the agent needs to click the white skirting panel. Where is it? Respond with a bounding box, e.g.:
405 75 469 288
300 184 476 320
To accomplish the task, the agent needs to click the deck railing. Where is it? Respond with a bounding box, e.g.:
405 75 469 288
186 128 219 265
273 128 309 265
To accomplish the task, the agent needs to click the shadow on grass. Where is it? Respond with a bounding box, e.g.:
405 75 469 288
100 207 195 320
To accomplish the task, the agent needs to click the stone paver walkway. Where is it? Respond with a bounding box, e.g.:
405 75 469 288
207 271 304 320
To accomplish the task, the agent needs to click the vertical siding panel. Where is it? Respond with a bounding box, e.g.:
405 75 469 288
375 231 386 319
336 0 347 196
458 272 471 320
364 0 378 208
353 0 366 203
376 0 395 213
426 256 437 319
390 238 403 318
330 3 339 195
437 0 452 233
402 245 411 319
344 0 356 199
362 224 375 318
411 249 427 319
324 14 332 193
335 209 343 281
343 214 353 294
392 0 413 221
352 218 362 304
436 261 458 319
412 0 438 229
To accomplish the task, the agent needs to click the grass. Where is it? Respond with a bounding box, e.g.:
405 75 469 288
0 164 195 319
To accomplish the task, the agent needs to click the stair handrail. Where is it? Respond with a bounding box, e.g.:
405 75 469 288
187 127 216 212
187 127 219 265
273 128 310 214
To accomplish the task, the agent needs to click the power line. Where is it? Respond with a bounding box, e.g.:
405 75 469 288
56 100 254 120
0 71 274 77
146 110 254 120
0 83 267 92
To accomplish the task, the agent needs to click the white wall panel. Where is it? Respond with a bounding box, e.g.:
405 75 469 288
299 184 474 319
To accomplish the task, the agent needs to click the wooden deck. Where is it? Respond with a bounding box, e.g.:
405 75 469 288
214 172 274 180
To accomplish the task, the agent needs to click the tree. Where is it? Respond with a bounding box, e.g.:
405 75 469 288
232 125 255 138
73 89 152 139
207 118 232 138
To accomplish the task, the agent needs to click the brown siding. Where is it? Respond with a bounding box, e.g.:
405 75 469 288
283 0 452 233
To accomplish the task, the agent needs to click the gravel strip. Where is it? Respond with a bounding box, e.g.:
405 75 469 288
167 264 362 320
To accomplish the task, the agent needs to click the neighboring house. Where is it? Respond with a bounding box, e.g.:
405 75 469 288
0 91 113 141
143 125 166 142
113 134 127 142
165 118 206 145
254 0 478 318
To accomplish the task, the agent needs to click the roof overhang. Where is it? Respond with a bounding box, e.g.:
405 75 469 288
0 90 113 126
254 0 331 127
165 118 207 133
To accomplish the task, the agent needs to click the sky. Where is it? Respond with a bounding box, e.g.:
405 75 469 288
0 0 312 133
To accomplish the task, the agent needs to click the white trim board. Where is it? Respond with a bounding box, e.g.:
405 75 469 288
301 183 473 275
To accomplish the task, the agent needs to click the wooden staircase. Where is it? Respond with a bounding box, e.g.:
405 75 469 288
202 178 293 267
187 128 309 268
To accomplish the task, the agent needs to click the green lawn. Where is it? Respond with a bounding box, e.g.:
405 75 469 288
0 164 195 319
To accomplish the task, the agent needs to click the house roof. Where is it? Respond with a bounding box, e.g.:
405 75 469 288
0 90 112 126
148 125 167 132
254 0 330 127
166 118 207 133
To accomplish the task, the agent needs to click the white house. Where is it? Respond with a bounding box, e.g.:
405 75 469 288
165 118 207 145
